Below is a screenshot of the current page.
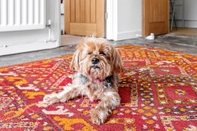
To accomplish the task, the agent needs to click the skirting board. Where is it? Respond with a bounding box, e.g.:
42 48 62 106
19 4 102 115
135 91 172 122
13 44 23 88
0 42 59 56
115 30 142 41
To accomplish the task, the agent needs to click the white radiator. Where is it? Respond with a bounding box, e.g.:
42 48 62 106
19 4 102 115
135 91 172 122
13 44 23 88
0 0 46 32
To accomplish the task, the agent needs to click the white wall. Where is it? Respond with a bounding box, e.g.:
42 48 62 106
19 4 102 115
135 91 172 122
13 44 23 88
106 0 142 41
117 0 142 40
0 0 61 56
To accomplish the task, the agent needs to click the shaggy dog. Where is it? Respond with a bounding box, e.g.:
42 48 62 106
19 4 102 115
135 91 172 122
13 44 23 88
42 37 124 124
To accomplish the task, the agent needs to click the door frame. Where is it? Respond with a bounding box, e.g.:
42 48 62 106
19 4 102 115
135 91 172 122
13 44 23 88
106 0 118 40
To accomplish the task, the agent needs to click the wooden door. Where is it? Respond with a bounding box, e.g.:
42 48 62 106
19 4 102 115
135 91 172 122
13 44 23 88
64 0 105 37
142 0 169 36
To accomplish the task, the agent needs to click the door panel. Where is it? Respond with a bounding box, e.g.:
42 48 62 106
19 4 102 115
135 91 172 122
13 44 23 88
143 0 169 36
65 0 104 37
70 23 96 35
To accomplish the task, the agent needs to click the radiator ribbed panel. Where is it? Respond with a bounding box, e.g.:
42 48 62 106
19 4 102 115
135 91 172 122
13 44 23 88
0 0 46 32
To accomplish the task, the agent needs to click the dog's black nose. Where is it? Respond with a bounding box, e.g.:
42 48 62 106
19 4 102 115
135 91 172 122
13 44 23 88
92 58 99 64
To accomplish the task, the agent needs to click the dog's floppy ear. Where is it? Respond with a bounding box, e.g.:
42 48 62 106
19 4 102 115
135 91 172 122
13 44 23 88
70 48 81 71
112 47 124 74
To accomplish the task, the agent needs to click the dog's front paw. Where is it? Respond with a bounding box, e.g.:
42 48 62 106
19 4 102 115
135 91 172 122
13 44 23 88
90 108 108 125
43 93 60 105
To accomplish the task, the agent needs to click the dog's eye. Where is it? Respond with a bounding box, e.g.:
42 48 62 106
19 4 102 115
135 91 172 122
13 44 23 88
99 51 106 56
88 52 92 55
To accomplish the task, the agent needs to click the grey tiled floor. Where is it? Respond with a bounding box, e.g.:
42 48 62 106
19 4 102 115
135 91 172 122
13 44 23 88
0 33 197 67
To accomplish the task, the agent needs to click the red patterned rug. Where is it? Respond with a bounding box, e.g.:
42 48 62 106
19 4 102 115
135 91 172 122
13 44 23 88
0 45 197 131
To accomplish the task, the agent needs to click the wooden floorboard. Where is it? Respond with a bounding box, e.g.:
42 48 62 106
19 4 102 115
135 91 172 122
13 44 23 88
171 27 197 36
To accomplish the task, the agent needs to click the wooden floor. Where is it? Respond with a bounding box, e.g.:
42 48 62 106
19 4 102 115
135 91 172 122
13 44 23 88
171 27 197 36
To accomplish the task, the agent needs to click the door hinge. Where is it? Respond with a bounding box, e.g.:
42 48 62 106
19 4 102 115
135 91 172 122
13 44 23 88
105 12 108 19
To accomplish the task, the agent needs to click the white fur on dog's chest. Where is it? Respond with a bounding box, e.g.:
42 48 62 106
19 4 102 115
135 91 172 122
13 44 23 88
84 82 105 101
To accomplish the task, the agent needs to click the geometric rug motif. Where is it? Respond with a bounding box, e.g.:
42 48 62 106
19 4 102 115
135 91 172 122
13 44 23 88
0 45 197 130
